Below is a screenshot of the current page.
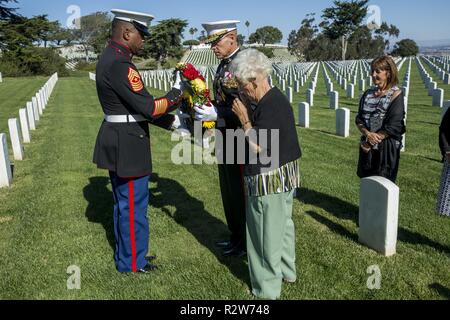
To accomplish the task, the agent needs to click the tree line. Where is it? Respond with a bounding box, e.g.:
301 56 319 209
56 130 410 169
0 0 421 77
288 0 419 61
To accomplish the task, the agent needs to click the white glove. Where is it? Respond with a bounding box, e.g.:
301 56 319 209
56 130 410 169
173 71 183 90
172 109 191 136
194 104 218 122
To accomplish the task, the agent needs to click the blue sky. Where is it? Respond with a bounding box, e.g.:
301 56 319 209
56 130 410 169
15 0 450 45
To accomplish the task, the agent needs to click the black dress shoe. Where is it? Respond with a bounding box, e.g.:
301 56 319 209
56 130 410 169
145 255 157 262
216 240 232 249
222 247 247 258
137 263 158 273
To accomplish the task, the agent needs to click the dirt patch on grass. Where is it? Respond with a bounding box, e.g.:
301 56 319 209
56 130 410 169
0 216 13 224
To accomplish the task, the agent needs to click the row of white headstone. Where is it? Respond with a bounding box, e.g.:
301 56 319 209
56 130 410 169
297 58 413 145
297 101 350 137
422 56 450 85
280 63 319 103
0 73 59 188
417 57 450 114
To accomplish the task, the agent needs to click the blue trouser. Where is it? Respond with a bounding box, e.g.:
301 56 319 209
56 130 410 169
109 172 150 273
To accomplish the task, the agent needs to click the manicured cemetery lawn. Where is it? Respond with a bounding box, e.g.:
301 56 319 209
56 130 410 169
0 62 448 300
0 76 48 133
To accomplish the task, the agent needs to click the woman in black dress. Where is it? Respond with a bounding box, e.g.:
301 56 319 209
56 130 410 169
355 56 406 183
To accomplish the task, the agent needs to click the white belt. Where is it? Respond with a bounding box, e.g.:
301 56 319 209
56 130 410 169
104 114 147 123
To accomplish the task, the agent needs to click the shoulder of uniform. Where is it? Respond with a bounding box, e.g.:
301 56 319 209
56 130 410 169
110 59 135 72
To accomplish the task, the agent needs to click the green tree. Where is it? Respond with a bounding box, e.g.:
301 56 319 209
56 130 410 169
143 18 188 66
198 30 206 42
72 11 111 62
320 0 369 60
288 13 318 59
306 33 341 61
255 47 274 58
183 39 200 48
391 39 419 57
237 34 245 46
0 16 34 51
346 26 384 59
0 0 18 20
245 20 250 38
30 15 59 47
374 22 400 52
50 24 73 46
189 27 198 40
249 26 283 46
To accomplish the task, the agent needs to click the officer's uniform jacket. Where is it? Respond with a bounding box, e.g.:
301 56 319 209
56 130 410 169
93 41 182 177
213 48 242 130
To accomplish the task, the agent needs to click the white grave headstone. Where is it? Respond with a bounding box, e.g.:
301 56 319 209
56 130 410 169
306 89 314 107
404 96 408 117
359 176 399 257
298 102 310 128
36 93 43 116
26 102 36 131
428 82 437 96
31 97 40 122
336 108 350 137
295 80 300 93
327 82 334 96
19 109 30 143
433 89 444 108
8 119 24 161
443 101 450 119
347 84 355 99
445 73 450 85
0 133 12 188
287 87 293 104
330 91 339 110
359 79 365 92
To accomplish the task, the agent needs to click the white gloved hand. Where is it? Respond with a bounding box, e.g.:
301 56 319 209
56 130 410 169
193 104 218 122
173 71 183 90
172 109 191 136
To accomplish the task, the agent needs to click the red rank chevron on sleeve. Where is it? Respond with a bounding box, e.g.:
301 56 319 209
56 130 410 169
128 67 144 92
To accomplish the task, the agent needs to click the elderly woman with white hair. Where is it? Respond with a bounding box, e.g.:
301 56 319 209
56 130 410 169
229 49 302 300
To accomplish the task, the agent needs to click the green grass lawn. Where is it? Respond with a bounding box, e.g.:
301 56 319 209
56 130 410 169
0 62 449 300
0 76 48 133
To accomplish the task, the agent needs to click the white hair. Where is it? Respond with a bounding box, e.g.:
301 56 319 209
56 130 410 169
230 49 272 82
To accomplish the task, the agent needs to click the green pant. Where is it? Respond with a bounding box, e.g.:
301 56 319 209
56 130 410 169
246 189 297 300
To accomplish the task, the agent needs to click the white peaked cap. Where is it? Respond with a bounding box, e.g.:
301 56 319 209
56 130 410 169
111 9 154 32
201 20 240 44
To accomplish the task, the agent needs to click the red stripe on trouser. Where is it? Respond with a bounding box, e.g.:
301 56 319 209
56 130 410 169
128 179 137 272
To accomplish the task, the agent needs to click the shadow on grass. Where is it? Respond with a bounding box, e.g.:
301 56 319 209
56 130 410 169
305 210 358 242
83 177 115 252
419 156 442 164
412 121 440 126
429 283 450 299
150 173 251 286
297 187 450 255
313 129 337 137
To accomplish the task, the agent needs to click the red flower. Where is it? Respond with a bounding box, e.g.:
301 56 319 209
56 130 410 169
181 63 200 80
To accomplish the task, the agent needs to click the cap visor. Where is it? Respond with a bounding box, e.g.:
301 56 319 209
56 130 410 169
132 21 151 37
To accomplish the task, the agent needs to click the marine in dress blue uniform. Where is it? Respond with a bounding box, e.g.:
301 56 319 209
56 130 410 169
93 9 184 273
